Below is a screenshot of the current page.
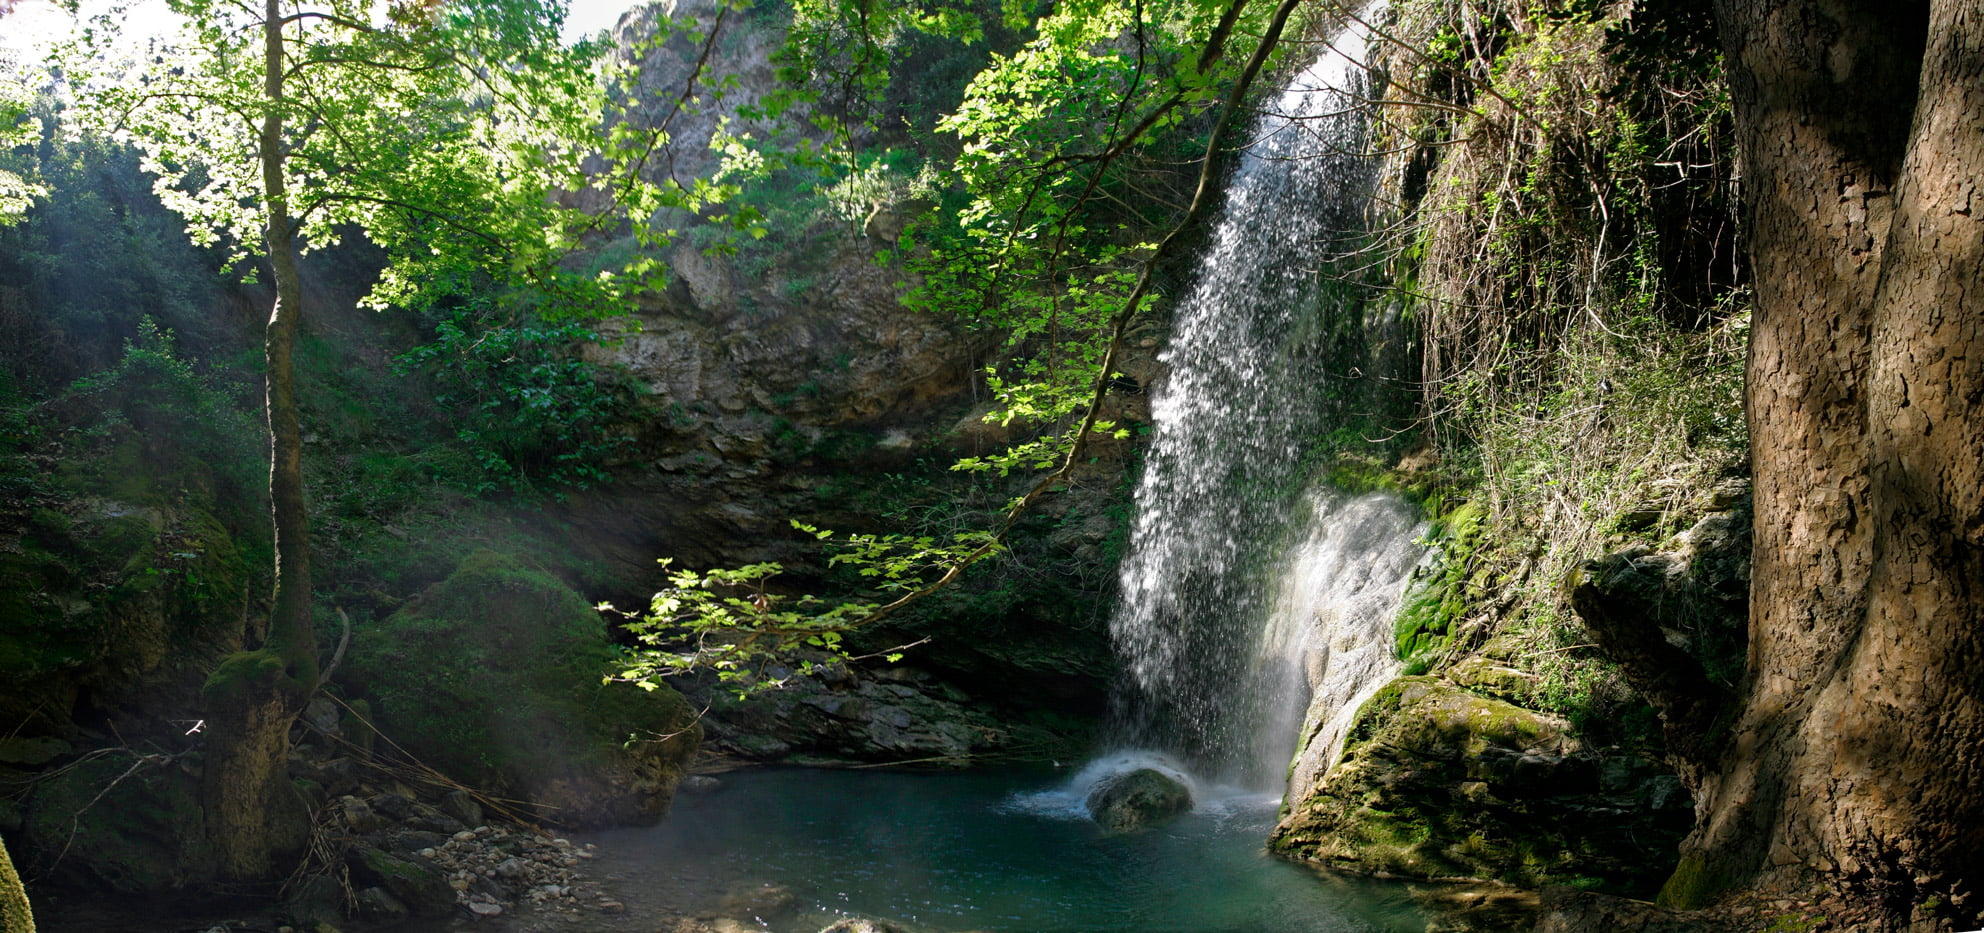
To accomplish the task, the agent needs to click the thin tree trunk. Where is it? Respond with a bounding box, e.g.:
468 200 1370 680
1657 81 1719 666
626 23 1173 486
201 0 319 879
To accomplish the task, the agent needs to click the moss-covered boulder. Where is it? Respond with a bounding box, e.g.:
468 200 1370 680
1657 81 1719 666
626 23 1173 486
20 753 214 894
1271 676 1691 895
1 834 32 933
0 501 248 735
346 550 700 827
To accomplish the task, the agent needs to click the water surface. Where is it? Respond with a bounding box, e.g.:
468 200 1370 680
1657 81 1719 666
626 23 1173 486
587 766 1429 932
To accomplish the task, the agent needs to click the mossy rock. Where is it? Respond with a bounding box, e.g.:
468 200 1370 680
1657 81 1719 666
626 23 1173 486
346 550 700 827
0 834 31 933
347 845 453 915
0 501 247 734
1272 676 1691 896
21 753 213 894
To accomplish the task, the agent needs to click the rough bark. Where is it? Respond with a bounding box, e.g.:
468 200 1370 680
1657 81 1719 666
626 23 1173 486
1657 0 1984 926
0 835 31 933
200 652 310 879
201 0 318 880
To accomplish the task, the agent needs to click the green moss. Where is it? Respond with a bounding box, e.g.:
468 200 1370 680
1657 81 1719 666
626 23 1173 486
1391 501 1484 669
203 649 286 699
1656 853 1731 910
346 550 700 825
0 834 32 933
1324 455 1396 495
1278 675 1688 895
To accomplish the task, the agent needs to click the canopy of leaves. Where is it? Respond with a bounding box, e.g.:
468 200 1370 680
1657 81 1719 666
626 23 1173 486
0 71 46 224
59 0 728 317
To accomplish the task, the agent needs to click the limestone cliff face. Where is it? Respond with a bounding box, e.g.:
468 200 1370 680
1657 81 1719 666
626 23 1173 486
549 1 991 582
540 2 1143 762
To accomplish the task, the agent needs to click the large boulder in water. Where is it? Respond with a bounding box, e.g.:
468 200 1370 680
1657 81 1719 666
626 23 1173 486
1085 768 1193 832
347 550 701 827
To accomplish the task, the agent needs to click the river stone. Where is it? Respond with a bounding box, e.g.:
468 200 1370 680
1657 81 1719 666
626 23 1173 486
1085 768 1192 832
355 885 411 921
818 918 910 933
719 881 798 921
348 844 454 915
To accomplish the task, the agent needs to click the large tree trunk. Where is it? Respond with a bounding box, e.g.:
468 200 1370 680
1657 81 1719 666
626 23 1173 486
201 0 319 880
1656 0 1984 926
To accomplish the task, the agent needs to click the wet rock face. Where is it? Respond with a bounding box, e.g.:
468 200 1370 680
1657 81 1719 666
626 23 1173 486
1271 676 1691 895
1085 768 1193 832
546 0 988 588
545 0 1141 767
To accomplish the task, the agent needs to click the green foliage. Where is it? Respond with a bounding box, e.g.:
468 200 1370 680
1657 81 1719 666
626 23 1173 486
1415 0 1738 452
59 0 703 317
393 302 640 497
615 523 999 695
0 125 238 392
770 0 1276 483
1367 0 1748 756
63 319 266 519
0 72 46 227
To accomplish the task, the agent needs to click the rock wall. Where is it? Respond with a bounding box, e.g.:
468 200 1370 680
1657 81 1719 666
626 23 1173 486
529 0 1146 765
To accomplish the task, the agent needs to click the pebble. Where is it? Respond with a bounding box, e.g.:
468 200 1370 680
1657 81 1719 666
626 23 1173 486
420 819 605 921
468 901 504 917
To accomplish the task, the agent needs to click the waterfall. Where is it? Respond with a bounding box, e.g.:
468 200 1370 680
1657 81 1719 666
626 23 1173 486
1103 1 1423 796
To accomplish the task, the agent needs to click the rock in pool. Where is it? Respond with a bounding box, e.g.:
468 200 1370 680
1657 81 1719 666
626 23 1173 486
1085 768 1192 832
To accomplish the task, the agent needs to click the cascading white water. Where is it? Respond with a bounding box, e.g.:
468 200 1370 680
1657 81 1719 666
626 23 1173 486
1268 489 1427 798
1095 2 1424 799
